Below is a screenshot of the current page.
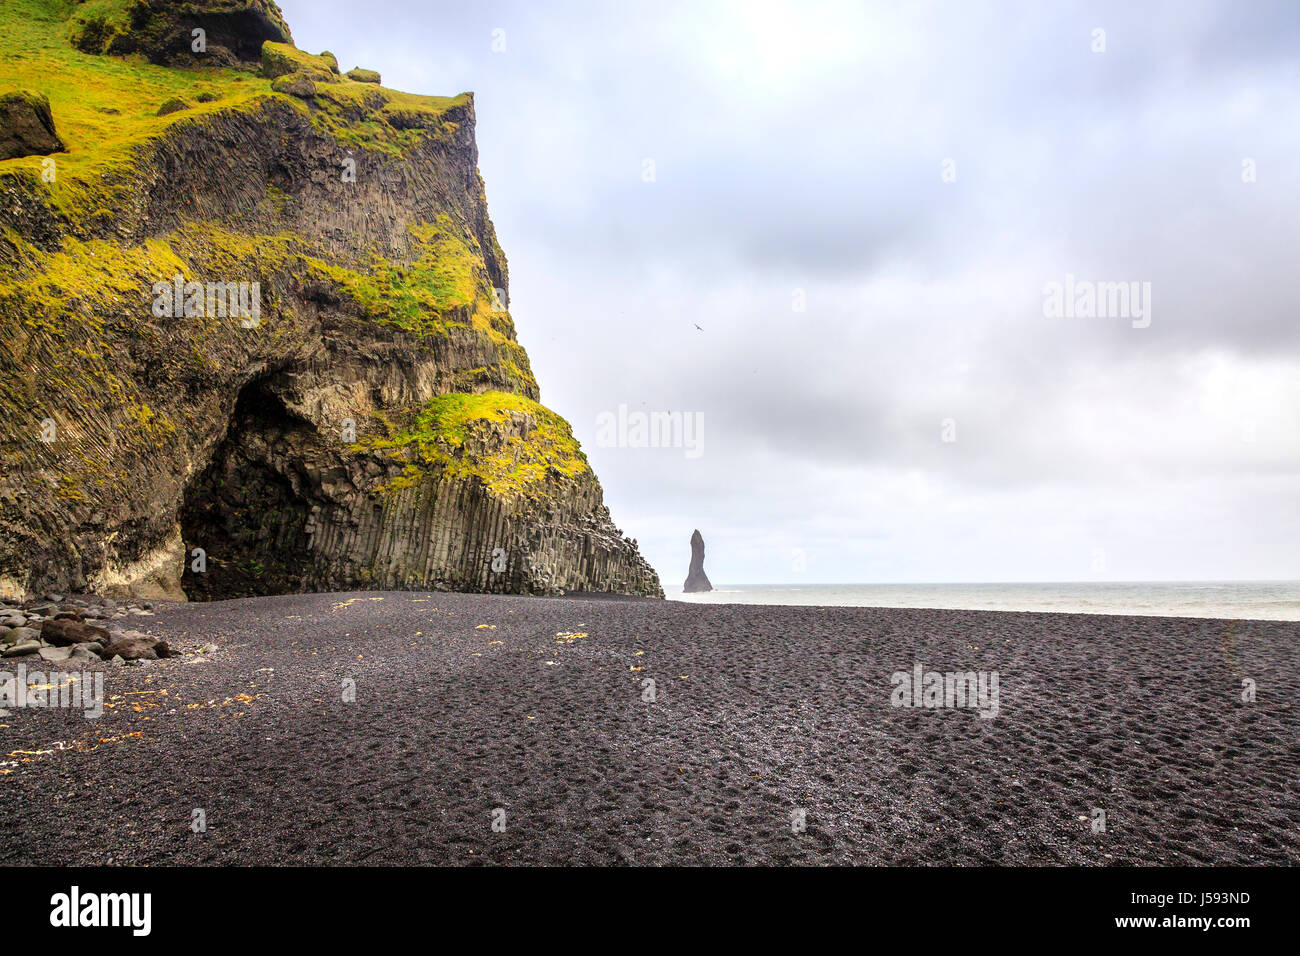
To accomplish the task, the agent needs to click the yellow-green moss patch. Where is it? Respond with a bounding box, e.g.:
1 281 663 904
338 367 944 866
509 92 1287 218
365 391 591 499
261 41 336 80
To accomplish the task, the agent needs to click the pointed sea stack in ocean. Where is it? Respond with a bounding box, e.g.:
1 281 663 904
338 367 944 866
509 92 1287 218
683 530 713 592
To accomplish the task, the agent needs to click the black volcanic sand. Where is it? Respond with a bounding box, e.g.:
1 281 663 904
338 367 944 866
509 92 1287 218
2 591 1297 865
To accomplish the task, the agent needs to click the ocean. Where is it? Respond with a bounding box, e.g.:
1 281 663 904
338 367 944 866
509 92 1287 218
663 581 1300 621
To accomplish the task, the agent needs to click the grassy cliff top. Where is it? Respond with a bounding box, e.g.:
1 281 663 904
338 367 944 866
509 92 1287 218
1 1 267 185
0 0 469 207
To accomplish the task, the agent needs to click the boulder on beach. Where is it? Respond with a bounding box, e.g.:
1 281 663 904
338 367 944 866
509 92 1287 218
99 635 171 661
683 529 713 593
41 618 110 646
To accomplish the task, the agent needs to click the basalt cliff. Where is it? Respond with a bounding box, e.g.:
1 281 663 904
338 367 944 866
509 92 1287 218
0 0 662 601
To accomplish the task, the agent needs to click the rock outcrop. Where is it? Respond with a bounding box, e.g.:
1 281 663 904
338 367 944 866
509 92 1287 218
68 0 293 67
0 91 65 161
683 529 713 593
0 0 662 601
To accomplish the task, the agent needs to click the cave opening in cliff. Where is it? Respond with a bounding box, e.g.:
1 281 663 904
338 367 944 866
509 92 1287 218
179 373 317 601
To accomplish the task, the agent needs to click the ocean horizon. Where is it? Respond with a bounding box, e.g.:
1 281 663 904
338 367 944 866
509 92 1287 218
664 580 1300 621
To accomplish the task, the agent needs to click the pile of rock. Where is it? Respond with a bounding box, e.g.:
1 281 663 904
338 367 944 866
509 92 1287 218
0 594 172 665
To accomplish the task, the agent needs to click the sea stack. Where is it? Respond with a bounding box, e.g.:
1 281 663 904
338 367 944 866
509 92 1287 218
683 530 713 593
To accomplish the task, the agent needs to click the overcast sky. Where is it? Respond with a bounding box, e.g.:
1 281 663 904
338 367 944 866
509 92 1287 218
281 0 1300 585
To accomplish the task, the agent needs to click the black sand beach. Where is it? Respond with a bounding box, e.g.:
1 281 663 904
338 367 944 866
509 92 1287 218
2 591 1297 865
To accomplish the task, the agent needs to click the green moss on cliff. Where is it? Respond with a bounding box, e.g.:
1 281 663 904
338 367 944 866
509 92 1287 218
366 391 590 499
1 213 537 396
300 81 468 155
313 216 538 395
3 233 187 336
321 216 476 334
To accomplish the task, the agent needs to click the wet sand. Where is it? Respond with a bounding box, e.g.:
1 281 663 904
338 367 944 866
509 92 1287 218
1 591 1297 865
